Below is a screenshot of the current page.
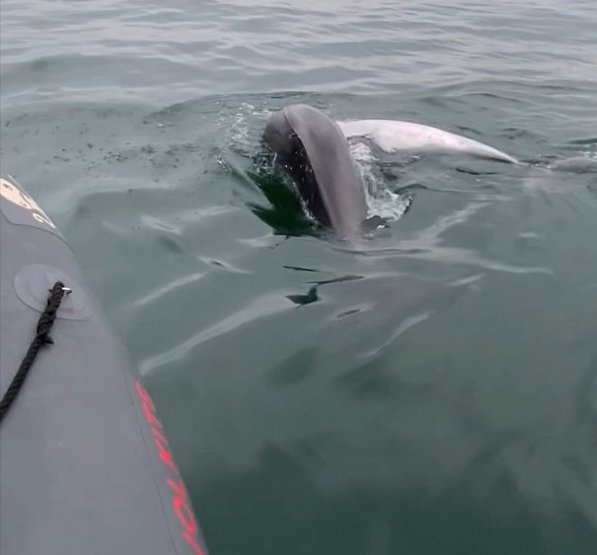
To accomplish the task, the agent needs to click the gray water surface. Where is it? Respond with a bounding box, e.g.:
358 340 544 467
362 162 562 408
1 1 597 553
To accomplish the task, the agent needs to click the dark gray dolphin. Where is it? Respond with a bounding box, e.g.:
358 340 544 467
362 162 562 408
263 104 368 241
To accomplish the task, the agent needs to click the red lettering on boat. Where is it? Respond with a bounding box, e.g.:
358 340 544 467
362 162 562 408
135 380 206 555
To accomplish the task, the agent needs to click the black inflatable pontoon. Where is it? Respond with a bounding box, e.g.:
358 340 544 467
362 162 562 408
0 175 208 555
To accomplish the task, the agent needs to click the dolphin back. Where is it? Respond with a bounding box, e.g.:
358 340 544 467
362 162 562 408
264 104 367 240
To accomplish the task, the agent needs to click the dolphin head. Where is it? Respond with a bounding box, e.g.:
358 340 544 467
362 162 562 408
263 104 368 242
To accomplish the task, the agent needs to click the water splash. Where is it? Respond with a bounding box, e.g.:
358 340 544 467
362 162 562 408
350 141 413 223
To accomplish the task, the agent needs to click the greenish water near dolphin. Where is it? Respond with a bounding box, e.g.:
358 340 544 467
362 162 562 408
1 1 596 553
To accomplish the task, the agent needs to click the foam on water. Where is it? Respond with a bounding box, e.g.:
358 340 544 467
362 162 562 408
350 141 414 223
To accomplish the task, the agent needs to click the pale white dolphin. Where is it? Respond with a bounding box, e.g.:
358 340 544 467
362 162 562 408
338 119 518 164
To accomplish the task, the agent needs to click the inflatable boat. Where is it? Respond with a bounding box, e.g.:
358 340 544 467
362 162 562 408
0 175 208 555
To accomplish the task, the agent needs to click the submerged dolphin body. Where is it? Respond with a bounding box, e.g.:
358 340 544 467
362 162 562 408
262 106 490 346
338 119 518 164
522 156 597 193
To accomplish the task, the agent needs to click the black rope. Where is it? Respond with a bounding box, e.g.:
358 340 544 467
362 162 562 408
0 281 68 424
